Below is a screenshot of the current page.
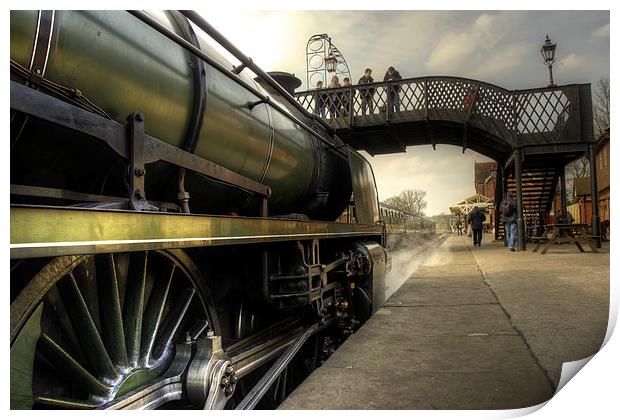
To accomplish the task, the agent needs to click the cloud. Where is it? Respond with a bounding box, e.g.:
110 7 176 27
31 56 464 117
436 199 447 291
559 53 586 70
303 11 446 84
472 44 529 81
424 13 517 78
592 23 610 39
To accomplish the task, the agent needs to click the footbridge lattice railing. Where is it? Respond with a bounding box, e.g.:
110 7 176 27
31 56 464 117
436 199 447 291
293 76 593 148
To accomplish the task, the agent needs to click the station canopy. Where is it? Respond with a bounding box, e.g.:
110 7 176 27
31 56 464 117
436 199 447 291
450 193 494 215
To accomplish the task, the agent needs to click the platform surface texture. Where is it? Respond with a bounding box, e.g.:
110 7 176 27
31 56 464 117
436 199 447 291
279 234 609 409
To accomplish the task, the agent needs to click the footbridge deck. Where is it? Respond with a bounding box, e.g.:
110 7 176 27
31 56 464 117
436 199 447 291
295 76 592 161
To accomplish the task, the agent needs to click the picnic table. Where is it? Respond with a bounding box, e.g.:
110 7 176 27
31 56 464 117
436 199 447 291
531 223 598 254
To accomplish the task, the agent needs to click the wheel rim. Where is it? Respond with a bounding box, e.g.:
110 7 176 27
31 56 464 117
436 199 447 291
10 250 216 409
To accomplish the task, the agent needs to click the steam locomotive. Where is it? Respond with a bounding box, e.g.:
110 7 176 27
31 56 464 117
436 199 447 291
10 10 389 409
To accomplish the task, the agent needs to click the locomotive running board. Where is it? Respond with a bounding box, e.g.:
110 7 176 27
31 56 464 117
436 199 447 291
10 205 383 259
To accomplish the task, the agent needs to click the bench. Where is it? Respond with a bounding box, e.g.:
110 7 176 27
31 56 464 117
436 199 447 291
531 236 549 252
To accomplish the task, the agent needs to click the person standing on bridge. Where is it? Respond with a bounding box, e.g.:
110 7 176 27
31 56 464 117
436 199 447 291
467 206 486 247
342 77 352 117
315 80 327 118
358 68 375 115
384 66 403 113
501 192 518 251
328 75 342 118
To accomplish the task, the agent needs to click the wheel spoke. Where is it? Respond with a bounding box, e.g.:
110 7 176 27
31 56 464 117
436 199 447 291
141 264 175 364
114 253 131 308
97 254 128 366
153 288 195 361
123 252 148 367
38 333 109 397
56 273 118 380
43 286 89 365
12 249 212 410
74 257 102 335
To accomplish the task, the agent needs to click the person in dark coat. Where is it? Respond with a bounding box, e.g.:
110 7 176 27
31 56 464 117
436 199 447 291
357 68 374 115
342 77 352 117
500 192 517 251
383 66 403 113
467 206 486 247
327 75 342 118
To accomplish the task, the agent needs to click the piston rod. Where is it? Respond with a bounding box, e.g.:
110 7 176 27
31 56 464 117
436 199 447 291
235 324 319 410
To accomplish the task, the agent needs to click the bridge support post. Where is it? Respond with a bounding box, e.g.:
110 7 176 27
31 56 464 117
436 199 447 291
589 142 601 248
559 167 568 223
494 165 502 241
514 149 526 251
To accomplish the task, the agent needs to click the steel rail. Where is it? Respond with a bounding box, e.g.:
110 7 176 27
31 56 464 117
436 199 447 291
126 11 346 158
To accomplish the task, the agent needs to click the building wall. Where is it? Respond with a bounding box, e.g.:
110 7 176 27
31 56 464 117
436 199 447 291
597 136 610 192
570 129 610 224
474 162 497 199
594 131 610 223
570 197 609 224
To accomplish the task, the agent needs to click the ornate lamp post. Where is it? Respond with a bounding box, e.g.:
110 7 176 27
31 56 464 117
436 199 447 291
540 34 557 87
306 34 351 89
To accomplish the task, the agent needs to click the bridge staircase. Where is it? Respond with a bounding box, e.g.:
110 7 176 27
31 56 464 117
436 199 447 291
506 167 560 239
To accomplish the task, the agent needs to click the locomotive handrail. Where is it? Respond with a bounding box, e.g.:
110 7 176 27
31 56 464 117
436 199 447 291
127 11 347 159
179 11 337 136
294 76 593 148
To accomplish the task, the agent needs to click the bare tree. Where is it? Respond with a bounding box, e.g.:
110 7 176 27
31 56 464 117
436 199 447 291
566 156 590 201
565 75 609 200
593 75 610 138
384 189 428 215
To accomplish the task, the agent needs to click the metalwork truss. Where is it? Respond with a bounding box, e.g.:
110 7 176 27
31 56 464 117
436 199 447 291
294 76 593 156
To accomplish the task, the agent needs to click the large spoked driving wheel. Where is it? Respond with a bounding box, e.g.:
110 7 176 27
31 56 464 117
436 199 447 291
10 250 218 409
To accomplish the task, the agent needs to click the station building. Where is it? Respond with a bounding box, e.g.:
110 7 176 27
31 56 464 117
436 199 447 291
568 127 610 239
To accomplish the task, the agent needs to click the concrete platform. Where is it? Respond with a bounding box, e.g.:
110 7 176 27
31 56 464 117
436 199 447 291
279 234 609 409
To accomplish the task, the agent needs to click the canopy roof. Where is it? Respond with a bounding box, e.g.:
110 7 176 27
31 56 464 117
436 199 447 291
449 193 494 214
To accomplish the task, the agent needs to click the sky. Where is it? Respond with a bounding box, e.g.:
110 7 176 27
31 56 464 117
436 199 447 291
201 10 610 216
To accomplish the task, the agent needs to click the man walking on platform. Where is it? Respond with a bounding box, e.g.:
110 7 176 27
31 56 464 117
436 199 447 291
501 192 518 251
467 206 486 247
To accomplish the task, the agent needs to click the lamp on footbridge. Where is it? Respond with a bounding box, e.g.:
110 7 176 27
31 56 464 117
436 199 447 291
306 34 351 89
540 34 557 87
324 45 337 73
